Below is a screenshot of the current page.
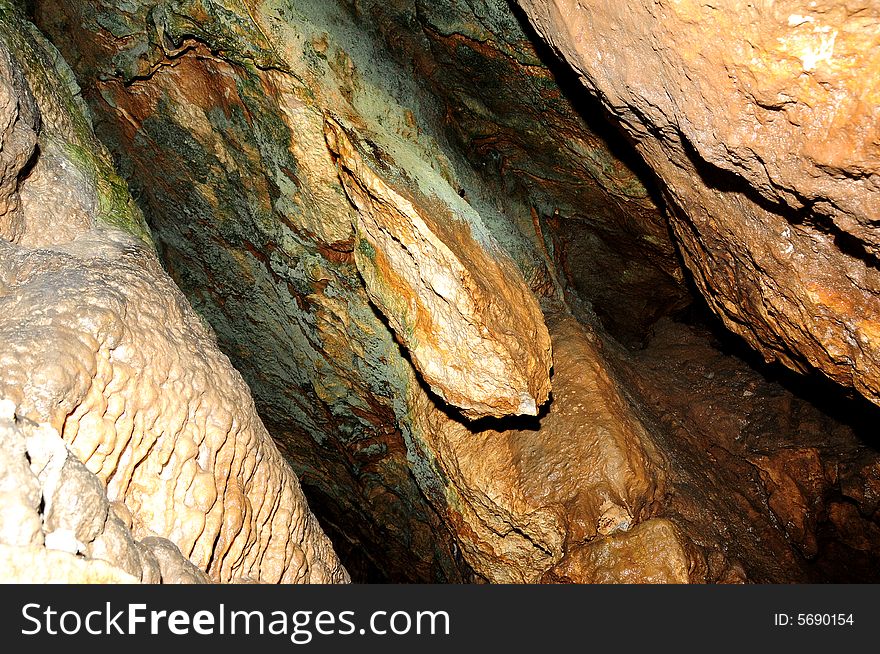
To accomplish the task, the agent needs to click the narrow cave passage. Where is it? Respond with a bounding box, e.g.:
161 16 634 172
8 0 879 585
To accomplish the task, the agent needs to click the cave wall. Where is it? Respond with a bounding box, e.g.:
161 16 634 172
0 1 346 584
35 0 498 582
354 0 690 345
515 0 880 403
32 0 695 582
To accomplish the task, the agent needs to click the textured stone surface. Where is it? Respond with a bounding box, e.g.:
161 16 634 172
30 0 880 584
31 0 520 581
326 117 551 419
516 0 880 403
0 3 346 584
1 230 346 583
0 400 195 583
0 38 37 239
0 404 42 549
545 519 701 584
409 312 668 582
0 545 141 583
359 0 690 346
33 0 684 582
621 316 880 582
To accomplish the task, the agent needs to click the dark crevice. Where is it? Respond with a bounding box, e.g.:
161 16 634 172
674 296 880 448
678 131 880 272
505 0 666 211
504 0 691 348
17 142 40 183
18 1 36 20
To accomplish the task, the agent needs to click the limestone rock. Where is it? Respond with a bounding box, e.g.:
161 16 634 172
750 448 827 558
31 0 880 584
0 404 175 582
409 313 666 582
325 117 552 419
0 41 37 240
0 229 345 583
33 0 564 580
0 545 141 583
0 4 347 584
621 317 880 582
361 0 690 345
0 403 43 548
141 537 213 584
515 0 880 405
545 519 704 584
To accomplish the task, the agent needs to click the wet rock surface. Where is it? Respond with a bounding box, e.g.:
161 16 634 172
325 117 552 420
408 311 667 582
358 0 690 347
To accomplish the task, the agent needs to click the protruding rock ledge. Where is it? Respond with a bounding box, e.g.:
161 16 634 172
325 117 552 420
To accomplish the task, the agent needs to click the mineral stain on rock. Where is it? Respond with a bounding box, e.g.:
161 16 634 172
325 116 552 420
0 0 876 583
0 1 346 584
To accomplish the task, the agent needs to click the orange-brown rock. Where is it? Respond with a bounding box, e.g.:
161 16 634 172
516 0 880 405
359 0 690 346
410 313 669 582
621 316 880 582
545 519 704 584
750 448 827 558
28 0 880 584
0 39 37 239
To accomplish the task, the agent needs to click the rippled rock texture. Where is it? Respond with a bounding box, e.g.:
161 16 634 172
0 2 346 583
22 0 880 583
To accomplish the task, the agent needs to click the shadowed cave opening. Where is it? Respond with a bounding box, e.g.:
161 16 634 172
28 0 880 583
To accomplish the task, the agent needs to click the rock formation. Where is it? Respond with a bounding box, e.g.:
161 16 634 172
325 116 552 419
516 0 880 404
0 0 873 584
0 400 210 583
0 2 346 583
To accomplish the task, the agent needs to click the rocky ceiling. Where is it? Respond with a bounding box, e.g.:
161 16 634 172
0 0 878 583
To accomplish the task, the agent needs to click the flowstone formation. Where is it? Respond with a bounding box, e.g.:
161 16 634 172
9 0 880 583
0 401 210 583
0 3 346 584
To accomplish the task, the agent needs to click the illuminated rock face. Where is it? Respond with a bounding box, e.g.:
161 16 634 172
355 0 691 348
407 313 669 582
516 0 880 405
325 118 552 420
19 0 880 584
31 0 688 582
31 0 561 581
0 403 209 583
0 5 347 584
